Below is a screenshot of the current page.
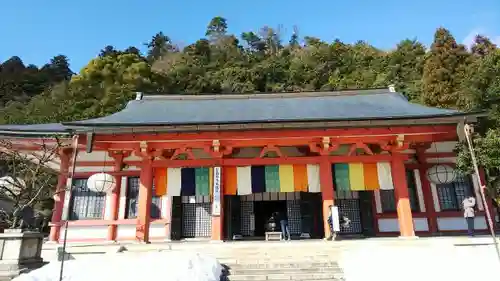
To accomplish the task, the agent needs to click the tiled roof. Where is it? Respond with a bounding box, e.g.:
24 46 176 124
66 89 463 127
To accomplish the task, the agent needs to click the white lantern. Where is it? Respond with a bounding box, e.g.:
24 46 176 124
426 164 456 185
87 173 116 193
0 176 25 196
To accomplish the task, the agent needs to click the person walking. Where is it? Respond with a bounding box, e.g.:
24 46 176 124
462 194 476 237
326 205 351 241
278 211 291 241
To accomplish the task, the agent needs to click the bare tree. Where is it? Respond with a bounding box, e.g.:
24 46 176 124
0 137 70 229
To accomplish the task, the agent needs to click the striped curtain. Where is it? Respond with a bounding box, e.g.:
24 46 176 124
161 162 395 196
265 165 280 192
293 164 308 192
279 165 295 192
154 168 168 196
333 162 393 191
195 167 210 196
223 164 322 194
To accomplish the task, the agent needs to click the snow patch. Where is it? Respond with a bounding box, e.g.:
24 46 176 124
14 251 222 281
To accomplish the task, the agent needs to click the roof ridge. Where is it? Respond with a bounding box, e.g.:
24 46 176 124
139 88 392 101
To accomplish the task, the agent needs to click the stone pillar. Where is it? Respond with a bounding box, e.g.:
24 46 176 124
211 166 223 241
391 154 415 237
319 158 334 238
136 160 153 243
49 149 71 242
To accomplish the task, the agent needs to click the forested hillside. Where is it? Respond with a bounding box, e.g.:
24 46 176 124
1 17 500 183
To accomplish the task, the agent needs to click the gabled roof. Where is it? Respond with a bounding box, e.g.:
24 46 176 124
65 89 466 127
0 89 480 136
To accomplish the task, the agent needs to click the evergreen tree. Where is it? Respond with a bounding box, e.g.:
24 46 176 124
386 39 426 101
470 35 497 57
422 28 470 108
145 32 175 62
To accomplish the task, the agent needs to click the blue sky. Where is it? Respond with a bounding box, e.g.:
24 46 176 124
1 0 499 72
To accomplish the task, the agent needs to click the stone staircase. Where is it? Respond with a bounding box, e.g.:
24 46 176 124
221 259 344 280
215 243 345 281
43 240 346 280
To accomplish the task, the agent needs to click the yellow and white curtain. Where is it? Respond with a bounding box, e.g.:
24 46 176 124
334 162 394 191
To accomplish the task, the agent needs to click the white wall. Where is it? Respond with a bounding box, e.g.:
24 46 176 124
149 224 167 238
437 216 487 231
63 225 108 241
116 225 136 239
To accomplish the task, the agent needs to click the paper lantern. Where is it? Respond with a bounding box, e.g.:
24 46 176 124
426 164 456 185
87 173 116 193
0 176 25 196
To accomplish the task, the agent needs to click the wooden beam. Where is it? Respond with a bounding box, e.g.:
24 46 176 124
91 126 457 142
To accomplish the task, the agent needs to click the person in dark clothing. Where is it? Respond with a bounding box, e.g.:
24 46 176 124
277 211 291 241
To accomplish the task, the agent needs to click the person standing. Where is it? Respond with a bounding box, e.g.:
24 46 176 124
278 211 291 241
462 194 476 237
327 206 336 241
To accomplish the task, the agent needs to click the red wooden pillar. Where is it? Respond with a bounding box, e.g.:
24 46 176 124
107 152 124 241
319 158 334 238
107 175 121 240
211 166 224 241
136 159 153 243
392 154 415 237
49 149 71 242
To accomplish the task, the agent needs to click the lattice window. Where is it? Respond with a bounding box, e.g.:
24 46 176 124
240 201 254 236
437 175 474 211
181 202 212 238
125 177 161 219
286 200 302 235
380 190 397 213
381 170 420 213
68 178 105 220
336 199 362 234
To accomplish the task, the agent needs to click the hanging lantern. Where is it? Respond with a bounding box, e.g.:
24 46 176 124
426 164 457 185
87 173 116 193
0 176 25 196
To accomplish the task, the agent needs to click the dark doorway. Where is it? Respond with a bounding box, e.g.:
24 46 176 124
300 192 324 238
359 191 376 237
253 200 287 237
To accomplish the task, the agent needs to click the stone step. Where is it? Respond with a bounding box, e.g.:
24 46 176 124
228 278 344 281
227 277 346 281
224 262 341 270
225 272 345 280
218 257 341 265
207 252 342 257
226 267 343 275
46 247 345 255
213 254 341 260
43 241 349 253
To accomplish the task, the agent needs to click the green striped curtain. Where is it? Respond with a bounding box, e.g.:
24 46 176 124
334 164 350 191
265 165 280 192
195 167 210 196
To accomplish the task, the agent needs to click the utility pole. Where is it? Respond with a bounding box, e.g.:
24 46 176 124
463 124 500 262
